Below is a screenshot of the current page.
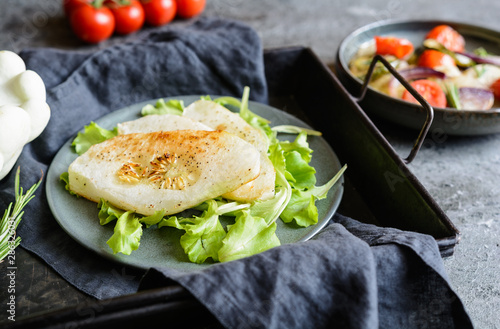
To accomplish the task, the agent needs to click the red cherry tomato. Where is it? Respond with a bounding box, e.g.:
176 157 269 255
70 4 115 43
402 79 447 108
417 49 456 69
175 0 205 18
374 36 414 59
490 78 500 99
63 0 91 17
141 0 177 26
108 0 145 35
426 25 465 52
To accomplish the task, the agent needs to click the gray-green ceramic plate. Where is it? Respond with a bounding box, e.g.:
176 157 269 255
46 96 344 271
335 19 500 135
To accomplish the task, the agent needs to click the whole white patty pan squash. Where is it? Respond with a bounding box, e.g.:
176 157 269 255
0 50 50 180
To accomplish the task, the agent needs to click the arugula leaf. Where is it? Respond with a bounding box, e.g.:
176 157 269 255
218 210 280 263
141 98 184 116
106 211 143 255
72 122 118 155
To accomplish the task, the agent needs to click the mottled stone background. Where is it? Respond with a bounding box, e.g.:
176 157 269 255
0 1 499 328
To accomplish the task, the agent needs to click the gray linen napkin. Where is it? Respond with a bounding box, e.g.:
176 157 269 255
0 17 267 299
139 213 473 329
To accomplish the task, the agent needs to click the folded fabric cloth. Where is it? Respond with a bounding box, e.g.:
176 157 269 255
0 15 472 329
0 17 267 299
139 213 473 329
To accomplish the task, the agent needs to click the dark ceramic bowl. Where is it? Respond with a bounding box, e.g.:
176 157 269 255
335 19 500 136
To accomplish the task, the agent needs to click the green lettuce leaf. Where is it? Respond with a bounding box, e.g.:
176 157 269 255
212 96 243 108
98 200 166 254
178 200 227 263
59 172 78 197
237 86 274 141
106 211 143 255
156 200 249 263
98 199 125 225
72 122 118 155
249 142 292 226
218 210 280 263
284 150 316 189
281 164 347 227
141 98 184 116
271 125 322 136
279 131 313 163
280 190 318 227
157 216 192 230
139 210 168 228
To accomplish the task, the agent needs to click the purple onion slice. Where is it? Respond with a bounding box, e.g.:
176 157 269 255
388 67 446 97
456 51 500 67
458 87 494 110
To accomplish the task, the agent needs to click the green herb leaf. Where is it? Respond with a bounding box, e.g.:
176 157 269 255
0 167 42 262
474 47 489 57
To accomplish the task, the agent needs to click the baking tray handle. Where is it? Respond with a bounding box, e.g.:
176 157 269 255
354 54 434 164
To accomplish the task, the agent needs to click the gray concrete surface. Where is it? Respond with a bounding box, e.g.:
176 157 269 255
0 1 499 328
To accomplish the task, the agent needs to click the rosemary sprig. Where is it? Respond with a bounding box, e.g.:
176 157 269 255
0 167 42 262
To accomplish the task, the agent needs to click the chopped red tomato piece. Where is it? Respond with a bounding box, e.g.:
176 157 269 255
402 79 447 108
490 78 500 99
417 49 456 69
425 25 465 52
375 36 414 59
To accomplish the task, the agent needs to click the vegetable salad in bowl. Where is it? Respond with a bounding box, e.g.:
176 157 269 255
349 24 500 110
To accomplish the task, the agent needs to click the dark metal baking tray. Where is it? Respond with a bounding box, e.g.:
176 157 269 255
264 47 459 256
6 46 460 329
